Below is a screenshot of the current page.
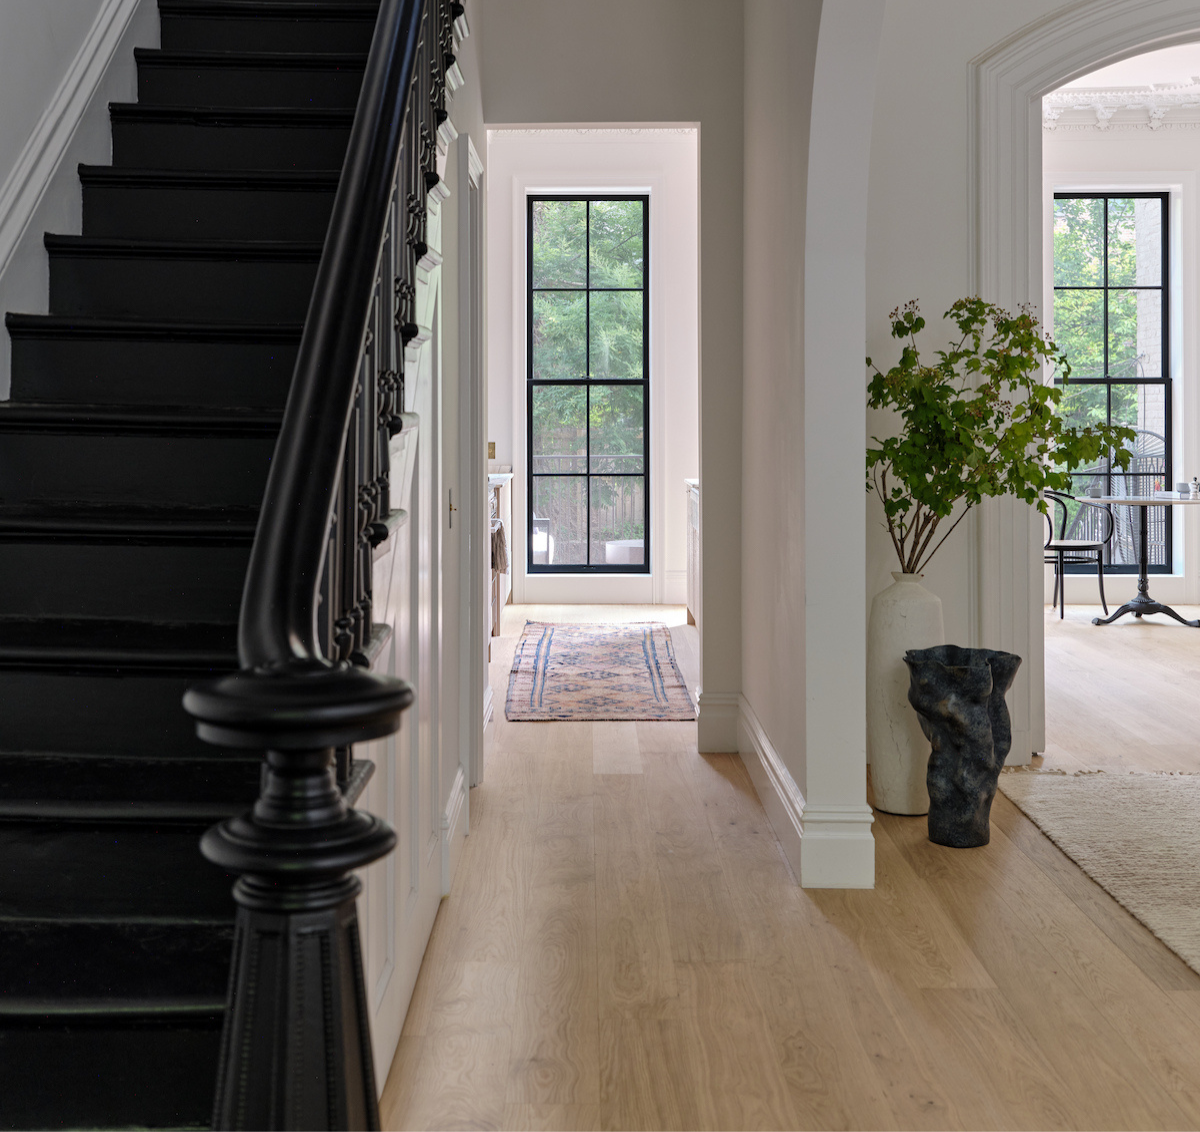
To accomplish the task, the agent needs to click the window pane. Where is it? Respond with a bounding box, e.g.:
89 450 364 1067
533 386 586 473
1052 289 1103 377
1107 289 1162 379
1107 197 1162 287
1111 382 1166 460
1056 381 1107 432
1053 198 1104 286
589 199 644 288
589 385 644 474
532 292 585 380
532 200 586 288
588 291 643 379
1054 383 1109 478
532 476 587 565
589 476 645 565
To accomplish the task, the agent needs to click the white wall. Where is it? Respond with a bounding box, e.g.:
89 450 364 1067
864 0 1083 770
0 1 105 185
740 0 820 816
1043 127 1200 606
486 128 699 606
474 0 743 748
0 0 159 395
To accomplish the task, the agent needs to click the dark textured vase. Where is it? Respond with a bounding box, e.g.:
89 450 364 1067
903 644 1022 848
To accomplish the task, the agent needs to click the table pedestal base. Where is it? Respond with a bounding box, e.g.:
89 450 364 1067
1090 498 1200 628
1092 592 1200 628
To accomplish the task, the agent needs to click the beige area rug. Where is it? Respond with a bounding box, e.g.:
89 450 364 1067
506 621 696 721
999 771 1200 973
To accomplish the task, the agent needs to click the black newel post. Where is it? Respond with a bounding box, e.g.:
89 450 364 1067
903 645 1021 848
180 0 447 1125
185 665 412 1130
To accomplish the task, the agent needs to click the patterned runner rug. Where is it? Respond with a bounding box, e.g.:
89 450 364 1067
999 770 1200 974
506 621 696 722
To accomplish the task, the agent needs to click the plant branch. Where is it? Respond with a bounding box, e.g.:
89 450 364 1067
912 503 974 574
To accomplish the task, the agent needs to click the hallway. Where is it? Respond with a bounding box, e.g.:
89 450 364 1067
380 608 1200 1131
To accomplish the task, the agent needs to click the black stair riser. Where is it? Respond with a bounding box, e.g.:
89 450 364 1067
0 543 249 622
0 920 233 999
83 180 336 242
111 111 352 171
0 822 234 919
0 754 261 805
160 5 377 54
137 54 365 109
9 331 297 408
0 671 231 758
48 247 318 322
0 433 275 507
0 1022 220 1129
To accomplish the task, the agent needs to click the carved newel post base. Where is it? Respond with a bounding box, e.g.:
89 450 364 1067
185 662 412 1131
903 645 1021 848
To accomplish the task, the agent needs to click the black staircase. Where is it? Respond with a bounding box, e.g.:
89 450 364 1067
0 0 456 1126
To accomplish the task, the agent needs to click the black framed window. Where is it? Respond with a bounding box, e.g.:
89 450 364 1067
1052 192 1172 572
527 196 649 573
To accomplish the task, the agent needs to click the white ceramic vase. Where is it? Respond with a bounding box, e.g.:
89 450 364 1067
866 571 945 815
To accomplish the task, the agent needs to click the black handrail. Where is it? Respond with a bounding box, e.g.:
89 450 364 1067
181 0 459 1125
239 0 421 671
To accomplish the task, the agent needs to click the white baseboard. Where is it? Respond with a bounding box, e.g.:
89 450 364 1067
440 765 467 895
797 804 876 888
0 0 156 397
738 696 804 880
663 568 687 605
697 690 738 752
738 694 875 889
483 683 494 730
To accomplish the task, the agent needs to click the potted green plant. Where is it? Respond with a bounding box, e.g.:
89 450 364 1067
865 297 1134 815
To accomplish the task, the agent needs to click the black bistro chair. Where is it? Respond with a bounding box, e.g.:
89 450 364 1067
1044 490 1114 619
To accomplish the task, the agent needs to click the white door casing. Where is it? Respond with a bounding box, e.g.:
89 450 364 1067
457 132 487 791
969 0 1200 760
357 172 449 1087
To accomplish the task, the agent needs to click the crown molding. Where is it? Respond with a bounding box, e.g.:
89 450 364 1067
1044 82 1200 131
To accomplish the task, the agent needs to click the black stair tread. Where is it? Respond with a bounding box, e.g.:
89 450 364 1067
0 997 225 1018
110 101 355 125
160 0 380 12
0 501 258 542
0 752 261 802
0 617 237 669
78 164 339 190
0 401 282 435
45 233 323 260
5 311 303 340
0 799 242 821
135 47 367 68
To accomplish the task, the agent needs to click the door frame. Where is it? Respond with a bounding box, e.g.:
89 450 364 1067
969 0 1200 760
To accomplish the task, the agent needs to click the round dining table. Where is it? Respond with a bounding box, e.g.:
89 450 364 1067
1090 493 1200 627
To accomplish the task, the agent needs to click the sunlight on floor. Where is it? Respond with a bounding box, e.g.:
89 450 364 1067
1042 602 1200 775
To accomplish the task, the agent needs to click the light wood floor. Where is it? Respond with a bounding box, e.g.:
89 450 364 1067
1043 601 1200 774
380 603 1200 1131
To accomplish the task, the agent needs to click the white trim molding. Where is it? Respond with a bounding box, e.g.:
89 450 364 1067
970 0 1200 763
738 696 803 879
0 0 155 397
1044 82 1200 131
797 803 877 889
738 696 875 889
696 690 738 753
440 765 467 896
799 0 884 887
0 0 142 279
